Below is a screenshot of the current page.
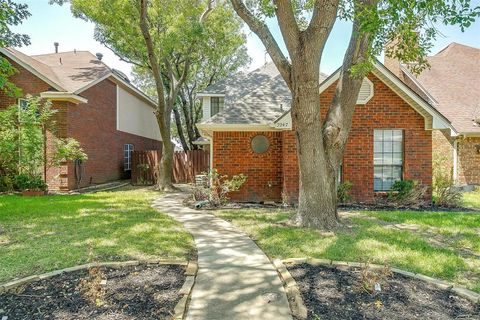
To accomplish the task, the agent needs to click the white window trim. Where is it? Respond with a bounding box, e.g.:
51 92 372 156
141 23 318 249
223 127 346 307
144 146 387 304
373 129 404 192
18 98 28 110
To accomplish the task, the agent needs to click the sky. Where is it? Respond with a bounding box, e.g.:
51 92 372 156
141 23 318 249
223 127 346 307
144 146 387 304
11 0 480 78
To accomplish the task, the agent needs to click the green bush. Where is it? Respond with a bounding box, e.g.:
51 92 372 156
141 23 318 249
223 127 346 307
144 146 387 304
0 175 14 192
337 181 353 203
13 174 47 191
387 180 428 208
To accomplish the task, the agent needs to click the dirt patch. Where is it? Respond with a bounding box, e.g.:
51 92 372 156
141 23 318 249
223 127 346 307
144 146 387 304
0 264 185 320
288 263 480 320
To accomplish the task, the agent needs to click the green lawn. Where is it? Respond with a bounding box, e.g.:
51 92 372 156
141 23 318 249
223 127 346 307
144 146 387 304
463 189 480 208
213 207 480 293
0 187 194 283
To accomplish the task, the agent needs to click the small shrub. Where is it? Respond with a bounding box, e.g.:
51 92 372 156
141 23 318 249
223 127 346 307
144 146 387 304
194 169 247 207
387 180 428 208
337 181 353 203
433 153 462 207
13 174 47 191
0 175 14 192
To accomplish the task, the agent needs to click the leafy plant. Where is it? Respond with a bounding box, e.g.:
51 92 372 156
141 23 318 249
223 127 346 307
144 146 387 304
0 96 88 191
194 169 247 207
433 153 462 207
337 181 353 204
0 175 14 192
51 138 88 166
387 180 428 208
13 173 47 191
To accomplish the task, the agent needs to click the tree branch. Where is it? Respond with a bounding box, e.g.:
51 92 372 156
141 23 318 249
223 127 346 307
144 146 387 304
139 0 167 123
230 0 292 88
200 0 215 23
273 0 300 57
323 0 376 165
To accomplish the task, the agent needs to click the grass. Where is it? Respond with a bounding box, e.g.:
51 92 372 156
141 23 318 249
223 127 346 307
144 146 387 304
213 207 480 293
0 187 194 283
462 189 480 208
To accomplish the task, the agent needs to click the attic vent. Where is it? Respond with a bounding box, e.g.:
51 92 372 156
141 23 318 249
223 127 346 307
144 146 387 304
356 78 374 104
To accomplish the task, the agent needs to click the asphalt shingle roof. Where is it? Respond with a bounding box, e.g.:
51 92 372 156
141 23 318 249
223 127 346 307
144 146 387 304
413 43 480 134
4 47 111 93
200 62 328 125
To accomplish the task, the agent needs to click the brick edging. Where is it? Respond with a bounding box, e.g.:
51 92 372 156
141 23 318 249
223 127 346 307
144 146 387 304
272 259 308 320
282 258 480 304
0 258 198 320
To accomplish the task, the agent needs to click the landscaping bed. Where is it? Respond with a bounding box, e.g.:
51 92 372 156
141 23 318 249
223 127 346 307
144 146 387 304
288 263 480 320
0 264 185 319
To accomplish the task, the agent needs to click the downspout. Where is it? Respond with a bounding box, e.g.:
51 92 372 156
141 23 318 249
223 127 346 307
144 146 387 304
453 139 458 185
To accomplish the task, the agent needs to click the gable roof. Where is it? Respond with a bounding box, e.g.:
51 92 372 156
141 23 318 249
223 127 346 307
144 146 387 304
410 43 480 134
198 62 328 125
1 47 155 106
198 60 453 133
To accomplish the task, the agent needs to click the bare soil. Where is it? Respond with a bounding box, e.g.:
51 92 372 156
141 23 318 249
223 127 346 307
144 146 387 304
0 264 185 320
288 263 480 320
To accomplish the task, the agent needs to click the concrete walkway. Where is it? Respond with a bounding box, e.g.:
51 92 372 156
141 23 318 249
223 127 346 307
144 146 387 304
152 192 292 320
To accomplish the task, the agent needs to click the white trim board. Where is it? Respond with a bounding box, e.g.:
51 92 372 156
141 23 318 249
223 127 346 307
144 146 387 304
0 48 64 91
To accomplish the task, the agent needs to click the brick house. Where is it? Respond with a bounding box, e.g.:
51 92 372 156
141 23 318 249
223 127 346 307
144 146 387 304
196 56 456 203
0 47 162 190
387 43 480 189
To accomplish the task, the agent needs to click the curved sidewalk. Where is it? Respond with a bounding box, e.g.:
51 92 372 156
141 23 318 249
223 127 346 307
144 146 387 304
152 192 292 320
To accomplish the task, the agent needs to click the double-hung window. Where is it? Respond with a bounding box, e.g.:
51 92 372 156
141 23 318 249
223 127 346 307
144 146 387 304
374 129 403 191
210 97 224 116
124 144 134 171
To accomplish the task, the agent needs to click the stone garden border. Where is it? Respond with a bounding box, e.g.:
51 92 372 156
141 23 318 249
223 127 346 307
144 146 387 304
279 258 480 306
0 259 198 320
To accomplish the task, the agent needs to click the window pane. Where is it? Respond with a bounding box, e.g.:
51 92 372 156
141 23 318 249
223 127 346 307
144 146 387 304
374 178 383 191
392 153 402 165
383 130 393 141
374 153 383 165
374 141 383 153
383 179 393 191
392 166 402 180
211 97 220 115
393 141 402 152
384 141 393 153
374 130 383 141
392 130 403 141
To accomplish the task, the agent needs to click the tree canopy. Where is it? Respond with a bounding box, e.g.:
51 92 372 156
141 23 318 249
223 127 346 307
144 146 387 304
0 0 30 97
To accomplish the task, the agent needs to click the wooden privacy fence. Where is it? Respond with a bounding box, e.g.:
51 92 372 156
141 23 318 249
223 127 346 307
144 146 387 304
131 149 209 184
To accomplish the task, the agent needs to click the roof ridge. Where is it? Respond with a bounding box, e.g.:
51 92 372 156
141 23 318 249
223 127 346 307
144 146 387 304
31 50 94 57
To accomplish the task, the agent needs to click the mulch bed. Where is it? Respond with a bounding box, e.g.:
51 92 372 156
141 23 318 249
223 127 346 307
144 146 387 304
0 264 185 320
288 263 480 320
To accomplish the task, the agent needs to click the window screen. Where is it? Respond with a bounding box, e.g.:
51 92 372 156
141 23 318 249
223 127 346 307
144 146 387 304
211 97 224 116
373 129 403 191
124 144 134 171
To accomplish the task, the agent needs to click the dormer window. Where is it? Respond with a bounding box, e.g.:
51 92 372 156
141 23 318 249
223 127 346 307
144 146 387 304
211 97 224 116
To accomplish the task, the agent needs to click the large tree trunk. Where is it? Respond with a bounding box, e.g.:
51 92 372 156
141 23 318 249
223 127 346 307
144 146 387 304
155 113 176 190
292 71 339 229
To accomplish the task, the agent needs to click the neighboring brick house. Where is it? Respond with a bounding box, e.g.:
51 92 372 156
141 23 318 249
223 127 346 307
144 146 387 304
386 43 480 188
0 47 162 190
196 59 453 203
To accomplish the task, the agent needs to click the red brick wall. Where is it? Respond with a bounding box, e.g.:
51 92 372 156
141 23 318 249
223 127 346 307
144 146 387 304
326 75 432 202
65 79 161 189
0 57 52 109
1 54 162 190
212 73 432 203
457 137 480 185
213 131 283 202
